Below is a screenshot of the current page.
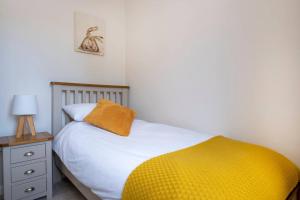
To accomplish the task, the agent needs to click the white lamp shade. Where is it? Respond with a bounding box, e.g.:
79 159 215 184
12 95 38 115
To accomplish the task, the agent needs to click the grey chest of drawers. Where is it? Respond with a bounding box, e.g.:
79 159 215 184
1 133 54 200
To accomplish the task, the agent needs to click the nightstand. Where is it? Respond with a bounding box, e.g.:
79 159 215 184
0 132 53 200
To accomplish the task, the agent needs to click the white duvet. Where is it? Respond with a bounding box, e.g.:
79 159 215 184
53 120 214 200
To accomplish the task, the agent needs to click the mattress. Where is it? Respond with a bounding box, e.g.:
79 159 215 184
53 119 214 200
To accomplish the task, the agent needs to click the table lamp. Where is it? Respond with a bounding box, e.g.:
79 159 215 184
12 95 38 138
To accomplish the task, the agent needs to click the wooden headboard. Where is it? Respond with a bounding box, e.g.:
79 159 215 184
50 82 129 135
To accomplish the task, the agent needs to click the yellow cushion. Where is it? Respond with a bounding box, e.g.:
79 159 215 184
84 99 136 136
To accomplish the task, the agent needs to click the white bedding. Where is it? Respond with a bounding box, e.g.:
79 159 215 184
53 120 214 200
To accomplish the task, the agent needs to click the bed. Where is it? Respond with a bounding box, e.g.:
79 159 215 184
51 82 299 200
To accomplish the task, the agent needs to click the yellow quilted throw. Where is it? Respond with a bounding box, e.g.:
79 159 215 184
122 136 299 200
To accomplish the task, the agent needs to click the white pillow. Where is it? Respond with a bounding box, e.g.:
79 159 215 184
62 103 96 121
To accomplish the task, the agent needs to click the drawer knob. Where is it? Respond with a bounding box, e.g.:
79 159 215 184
24 151 34 157
24 169 35 175
24 187 35 193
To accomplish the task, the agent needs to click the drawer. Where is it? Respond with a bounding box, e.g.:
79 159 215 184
12 178 46 200
11 161 46 182
11 144 45 164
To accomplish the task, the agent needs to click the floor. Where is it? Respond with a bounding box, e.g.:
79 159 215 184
38 179 85 200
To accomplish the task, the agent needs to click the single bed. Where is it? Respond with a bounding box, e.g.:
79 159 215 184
51 82 215 200
51 82 299 200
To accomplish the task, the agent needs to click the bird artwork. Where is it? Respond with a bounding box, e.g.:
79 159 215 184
74 12 105 56
79 26 104 54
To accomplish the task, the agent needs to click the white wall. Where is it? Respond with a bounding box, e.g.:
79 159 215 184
126 0 300 166
0 0 126 135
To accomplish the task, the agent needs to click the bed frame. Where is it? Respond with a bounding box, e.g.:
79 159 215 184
51 81 299 200
51 81 130 200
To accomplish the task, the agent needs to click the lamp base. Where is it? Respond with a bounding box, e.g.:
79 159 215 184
16 115 36 138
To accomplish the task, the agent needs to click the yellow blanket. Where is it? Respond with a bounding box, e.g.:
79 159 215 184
122 136 299 200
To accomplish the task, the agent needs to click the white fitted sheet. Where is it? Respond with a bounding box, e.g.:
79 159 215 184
53 120 214 200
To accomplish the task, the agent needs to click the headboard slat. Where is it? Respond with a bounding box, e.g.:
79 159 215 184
74 90 80 104
51 82 129 135
116 92 121 104
83 91 88 103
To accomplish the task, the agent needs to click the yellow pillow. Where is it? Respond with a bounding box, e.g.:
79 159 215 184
84 99 136 136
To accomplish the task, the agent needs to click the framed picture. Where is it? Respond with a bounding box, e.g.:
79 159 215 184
74 12 104 56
